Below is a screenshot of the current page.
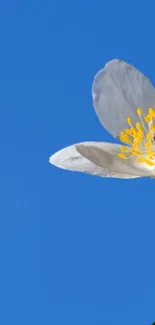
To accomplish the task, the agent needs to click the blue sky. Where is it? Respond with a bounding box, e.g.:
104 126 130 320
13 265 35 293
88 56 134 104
1 0 155 324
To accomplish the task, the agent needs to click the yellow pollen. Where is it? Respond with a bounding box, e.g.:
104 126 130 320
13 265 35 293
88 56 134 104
146 133 152 141
119 107 155 167
150 125 155 132
147 150 153 156
136 122 142 131
137 108 142 116
145 142 151 148
131 127 137 136
125 129 132 135
127 117 132 125
120 132 132 145
132 143 138 150
118 153 126 159
130 148 141 156
137 157 155 166
137 130 143 138
134 136 141 144
145 114 151 123
149 107 155 118
121 146 127 152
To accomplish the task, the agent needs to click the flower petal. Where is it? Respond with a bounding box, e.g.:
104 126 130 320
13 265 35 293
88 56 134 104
92 59 155 138
49 142 153 178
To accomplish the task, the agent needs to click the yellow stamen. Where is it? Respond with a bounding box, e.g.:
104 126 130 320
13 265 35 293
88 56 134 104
149 107 155 118
147 150 153 156
133 137 142 144
137 130 143 138
145 114 150 123
120 132 132 145
121 146 127 152
118 107 155 167
130 148 141 156
145 142 151 148
131 127 137 137
125 129 132 135
137 157 155 166
118 153 126 159
136 122 142 131
127 117 132 125
150 125 155 132
137 108 142 116
146 133 152 141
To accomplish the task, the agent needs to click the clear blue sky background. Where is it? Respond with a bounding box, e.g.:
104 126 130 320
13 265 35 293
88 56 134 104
1 0 155 324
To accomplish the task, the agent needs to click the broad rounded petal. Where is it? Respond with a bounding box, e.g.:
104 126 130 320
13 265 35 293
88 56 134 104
49 142 153 178
75 142 154 177
49 143 103 175
92 59 155 138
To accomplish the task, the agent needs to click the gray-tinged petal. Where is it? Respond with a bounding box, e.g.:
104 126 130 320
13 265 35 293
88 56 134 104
49 142 153 178
92 59 155 138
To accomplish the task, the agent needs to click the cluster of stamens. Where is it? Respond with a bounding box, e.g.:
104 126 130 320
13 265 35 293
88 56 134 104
118 108 155 166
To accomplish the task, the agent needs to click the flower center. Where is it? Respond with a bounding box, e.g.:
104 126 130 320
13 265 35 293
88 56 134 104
118 107 155 167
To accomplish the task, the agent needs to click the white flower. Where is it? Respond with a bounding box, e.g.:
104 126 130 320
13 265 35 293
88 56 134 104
49 59 155 179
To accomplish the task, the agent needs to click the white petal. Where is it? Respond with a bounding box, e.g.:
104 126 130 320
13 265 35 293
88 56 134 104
49 142 152 178
75 142 153 177
92 59 155 138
